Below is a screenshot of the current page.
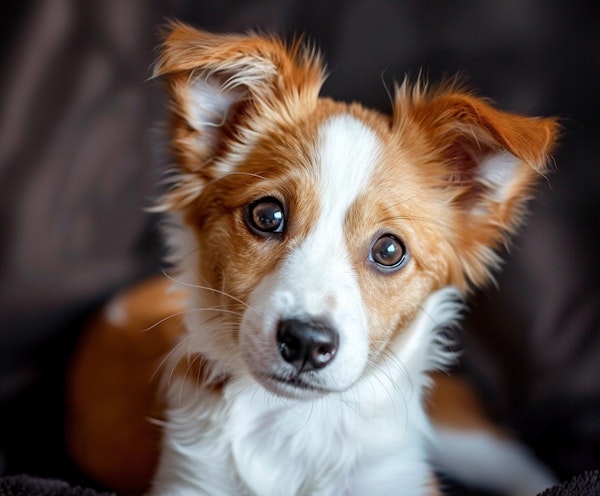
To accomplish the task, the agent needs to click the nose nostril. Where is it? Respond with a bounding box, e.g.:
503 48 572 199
278 334 302 364
312 343 336 366
276 318 339 372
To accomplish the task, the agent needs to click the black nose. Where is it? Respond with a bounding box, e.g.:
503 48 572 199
276 318 339 372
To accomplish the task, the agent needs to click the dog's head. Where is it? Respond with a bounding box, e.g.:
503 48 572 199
155 24 558 399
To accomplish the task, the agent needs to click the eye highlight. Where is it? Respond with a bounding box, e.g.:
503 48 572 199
370 234 408 271
245 197 285 236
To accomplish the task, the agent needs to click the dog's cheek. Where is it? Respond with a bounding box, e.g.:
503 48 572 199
359 265 438 356
197 213 288 305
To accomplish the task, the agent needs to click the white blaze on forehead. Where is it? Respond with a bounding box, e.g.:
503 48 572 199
315 114 381 224
283 113 382 313
253 115 382 311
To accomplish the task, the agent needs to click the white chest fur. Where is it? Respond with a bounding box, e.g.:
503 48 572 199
152 377 432 496
150 289 458 496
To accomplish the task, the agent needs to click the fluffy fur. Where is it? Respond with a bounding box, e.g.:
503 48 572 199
147 23 558 495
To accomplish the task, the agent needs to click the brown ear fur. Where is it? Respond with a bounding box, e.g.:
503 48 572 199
394 82 559 289
153 23 325 209
153 23 324 98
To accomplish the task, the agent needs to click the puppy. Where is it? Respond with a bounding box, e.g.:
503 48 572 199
67 23 559 496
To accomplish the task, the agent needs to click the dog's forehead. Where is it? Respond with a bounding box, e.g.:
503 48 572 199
312 113 381 217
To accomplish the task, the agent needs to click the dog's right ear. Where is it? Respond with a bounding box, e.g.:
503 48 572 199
154 23 325 205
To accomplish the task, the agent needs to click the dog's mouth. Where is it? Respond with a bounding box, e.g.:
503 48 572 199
260 373 333 399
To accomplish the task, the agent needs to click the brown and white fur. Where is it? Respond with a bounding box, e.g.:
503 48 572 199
67 23 559 496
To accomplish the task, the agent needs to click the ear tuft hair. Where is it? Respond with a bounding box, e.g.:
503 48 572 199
153 23 326 210
394 80 559 289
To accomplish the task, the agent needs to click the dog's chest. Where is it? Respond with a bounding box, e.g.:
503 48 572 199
162 377 433 496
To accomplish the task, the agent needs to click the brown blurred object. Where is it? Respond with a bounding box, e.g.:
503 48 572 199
66 276 184 495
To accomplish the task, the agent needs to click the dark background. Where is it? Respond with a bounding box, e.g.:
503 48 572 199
1 0 598 492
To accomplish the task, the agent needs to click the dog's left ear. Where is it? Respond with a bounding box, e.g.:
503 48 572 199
153 23 324 207
394 85 559 289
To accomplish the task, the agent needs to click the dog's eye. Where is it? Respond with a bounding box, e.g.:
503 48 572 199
245 197 285 235
370 234 408 271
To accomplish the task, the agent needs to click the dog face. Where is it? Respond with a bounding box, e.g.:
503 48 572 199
155 24 557 399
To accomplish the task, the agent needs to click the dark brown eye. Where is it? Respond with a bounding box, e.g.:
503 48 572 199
370 234 408 271
245 197 285 235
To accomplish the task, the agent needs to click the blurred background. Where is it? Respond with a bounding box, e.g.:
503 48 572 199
1 0 598 492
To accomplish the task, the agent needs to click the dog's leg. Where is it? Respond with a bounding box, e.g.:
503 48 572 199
66 276 183 495
427 373 556 496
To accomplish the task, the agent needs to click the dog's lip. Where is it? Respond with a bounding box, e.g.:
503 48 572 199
262 374 333 397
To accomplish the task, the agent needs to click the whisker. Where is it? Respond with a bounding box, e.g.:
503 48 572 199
381 195 422 209
377 197 458 235
178 353 205 406
152 311 237 383
216 170 269 182
161 269 249 308
367 351 411 430
202 170 270 191
378 213 458 235
380 67 395 109
188 306 244 318
153 329 197 386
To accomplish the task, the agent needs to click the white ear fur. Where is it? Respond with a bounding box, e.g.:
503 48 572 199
393 84 558 289
182 51 281 152
476 151 522 204
185 76 247 156
154 25 325 178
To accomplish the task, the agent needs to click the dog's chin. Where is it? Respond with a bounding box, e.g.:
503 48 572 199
255 373 337 401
